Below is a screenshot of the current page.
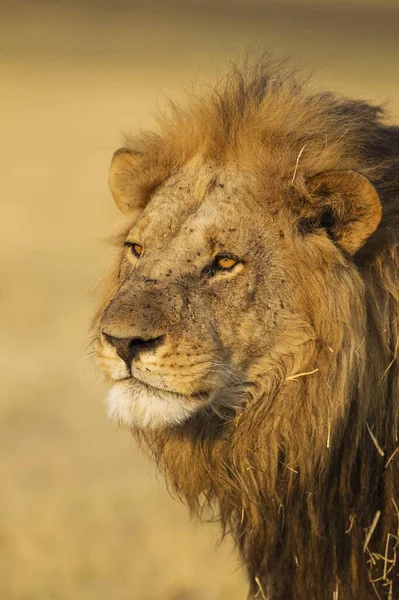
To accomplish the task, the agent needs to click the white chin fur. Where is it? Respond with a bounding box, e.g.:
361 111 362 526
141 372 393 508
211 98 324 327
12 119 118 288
106 379 201 430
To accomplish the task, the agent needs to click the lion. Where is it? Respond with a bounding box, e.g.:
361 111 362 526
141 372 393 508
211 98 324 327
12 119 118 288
94 61 399 599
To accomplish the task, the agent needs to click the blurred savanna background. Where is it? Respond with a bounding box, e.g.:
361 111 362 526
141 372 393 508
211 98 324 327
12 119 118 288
1 1 398 598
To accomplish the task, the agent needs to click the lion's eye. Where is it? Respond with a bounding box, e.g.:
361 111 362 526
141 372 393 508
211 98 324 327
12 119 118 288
215 255 239 270
132 243 143 257
125 242 143 258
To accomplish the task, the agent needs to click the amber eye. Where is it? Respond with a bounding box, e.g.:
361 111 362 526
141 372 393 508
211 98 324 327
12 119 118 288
215 255 238 270
125 242 143 258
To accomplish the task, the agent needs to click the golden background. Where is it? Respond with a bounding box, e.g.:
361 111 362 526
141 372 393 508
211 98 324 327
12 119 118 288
1 1 398 598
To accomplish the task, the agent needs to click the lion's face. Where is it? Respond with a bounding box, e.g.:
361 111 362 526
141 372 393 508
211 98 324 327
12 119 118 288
96 155 381 430
97 164 301 428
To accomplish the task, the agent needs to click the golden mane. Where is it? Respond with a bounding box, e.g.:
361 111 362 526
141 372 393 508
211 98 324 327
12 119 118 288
122 61 396 213
100 61 399 599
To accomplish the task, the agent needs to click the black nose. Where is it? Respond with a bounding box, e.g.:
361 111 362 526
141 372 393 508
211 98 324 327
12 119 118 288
103 333 164 367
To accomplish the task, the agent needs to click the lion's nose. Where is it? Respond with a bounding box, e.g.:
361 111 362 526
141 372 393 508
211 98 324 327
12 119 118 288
103 333 164 367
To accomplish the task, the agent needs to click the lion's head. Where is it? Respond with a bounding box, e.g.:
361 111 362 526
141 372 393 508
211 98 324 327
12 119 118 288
96 88 382 433
94 63 398 599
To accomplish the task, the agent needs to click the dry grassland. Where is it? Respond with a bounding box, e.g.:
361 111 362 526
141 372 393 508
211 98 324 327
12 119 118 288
1 2 398 598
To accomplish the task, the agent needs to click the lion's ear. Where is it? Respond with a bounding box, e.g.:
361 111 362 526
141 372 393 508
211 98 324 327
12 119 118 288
305 170 382 254
109 148 145 214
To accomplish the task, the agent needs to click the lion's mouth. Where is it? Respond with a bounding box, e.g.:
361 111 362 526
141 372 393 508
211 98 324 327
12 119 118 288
116 374 210 402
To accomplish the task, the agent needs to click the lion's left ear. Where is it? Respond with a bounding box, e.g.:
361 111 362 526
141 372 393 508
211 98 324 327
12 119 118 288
304 170 382 254
109 148 145 214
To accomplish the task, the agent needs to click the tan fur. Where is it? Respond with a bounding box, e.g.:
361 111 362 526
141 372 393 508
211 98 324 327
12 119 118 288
94 61 399 599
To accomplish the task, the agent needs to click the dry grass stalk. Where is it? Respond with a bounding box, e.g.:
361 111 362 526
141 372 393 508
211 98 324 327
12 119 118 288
286 368 319 382
387 580 393 600
327 417 331 449
291 144 307 184
381 336 399 380
385 447 399 469
370 579 383 600
255 575 268 600
364 510 382 553
366 422 385 457
390 498 399 571
383 534 395 581
392 497 399 525
332 581 339 600
345 513 355 534
286 464 299 474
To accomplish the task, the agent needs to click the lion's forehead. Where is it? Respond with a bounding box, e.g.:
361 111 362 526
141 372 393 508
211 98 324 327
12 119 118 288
136 174 260 255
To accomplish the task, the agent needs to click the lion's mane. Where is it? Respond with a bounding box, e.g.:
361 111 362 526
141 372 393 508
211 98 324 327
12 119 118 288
105 62 399 599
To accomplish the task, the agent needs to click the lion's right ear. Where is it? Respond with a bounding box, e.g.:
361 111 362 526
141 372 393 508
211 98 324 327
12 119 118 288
109 148 145 214
304 170 382 254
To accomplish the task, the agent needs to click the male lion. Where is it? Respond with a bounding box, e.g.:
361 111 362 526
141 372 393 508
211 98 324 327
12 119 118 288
94 62 399 599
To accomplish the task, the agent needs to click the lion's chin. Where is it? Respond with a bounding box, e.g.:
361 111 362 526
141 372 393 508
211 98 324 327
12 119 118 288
106 379 203 430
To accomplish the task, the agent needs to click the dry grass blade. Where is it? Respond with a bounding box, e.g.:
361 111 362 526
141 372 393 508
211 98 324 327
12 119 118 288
385 447 399 468
387 581 393 600
332 581 339 600
370 579 383 600
366 422 385 457
291 144 307 184
286 464 299 474
364 510 382 553
326 415 331 449
381 336 399 380
345 514 355 534
382 533 397 581
255 576 268 600
286 368 319 382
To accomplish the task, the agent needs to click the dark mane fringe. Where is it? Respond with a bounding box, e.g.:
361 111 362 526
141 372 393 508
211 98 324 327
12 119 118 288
116 60 399 599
